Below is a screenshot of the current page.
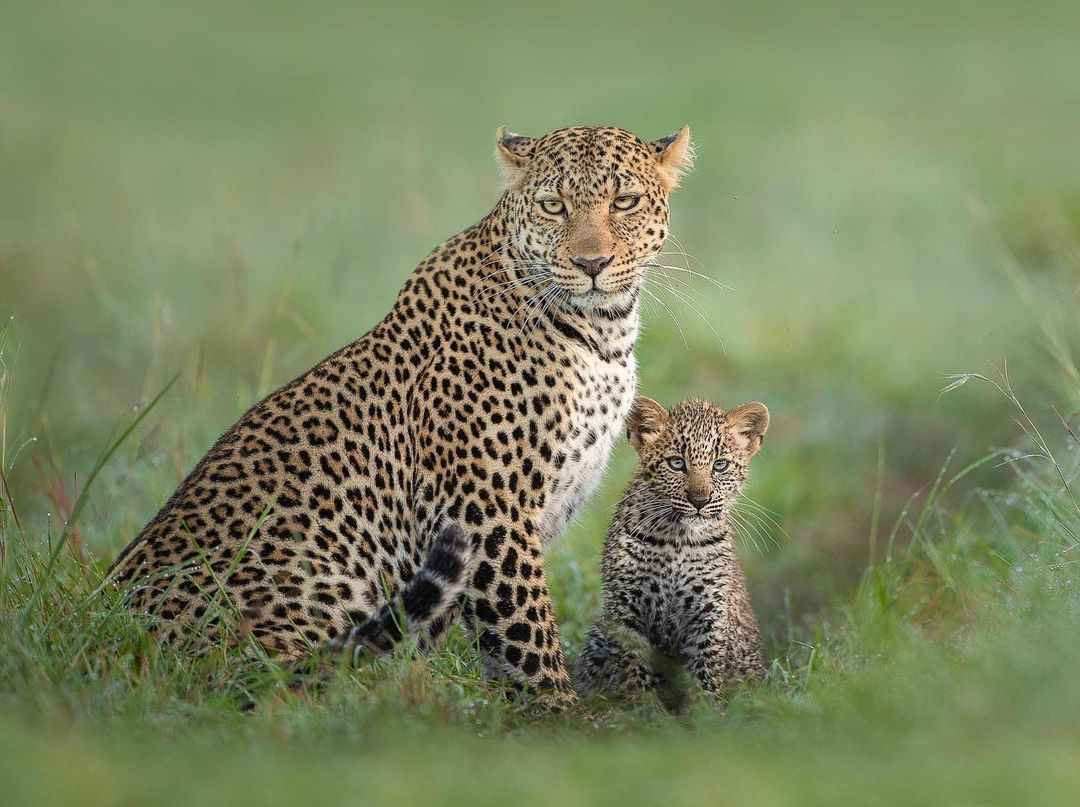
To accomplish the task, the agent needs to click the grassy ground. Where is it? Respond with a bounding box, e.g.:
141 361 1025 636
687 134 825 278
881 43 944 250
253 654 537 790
2 1 1080 803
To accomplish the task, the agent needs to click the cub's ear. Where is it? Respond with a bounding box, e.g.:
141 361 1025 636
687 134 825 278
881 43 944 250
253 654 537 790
495 126 536 187
726 402 770 456
626 396 669 452
650 125 694 191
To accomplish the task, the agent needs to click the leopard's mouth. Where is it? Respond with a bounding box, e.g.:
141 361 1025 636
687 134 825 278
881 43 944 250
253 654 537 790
561 278 643 315
552 255 643 292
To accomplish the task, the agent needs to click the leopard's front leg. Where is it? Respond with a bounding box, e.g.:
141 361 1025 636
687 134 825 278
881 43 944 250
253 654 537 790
463 515 574 701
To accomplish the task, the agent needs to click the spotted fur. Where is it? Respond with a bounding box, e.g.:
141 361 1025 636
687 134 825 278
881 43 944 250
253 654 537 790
575 396 769 700
109 125 694 695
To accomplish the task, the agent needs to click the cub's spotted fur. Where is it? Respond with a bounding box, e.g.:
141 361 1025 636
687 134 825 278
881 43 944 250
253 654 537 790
109 125 694 696
575 396 769 700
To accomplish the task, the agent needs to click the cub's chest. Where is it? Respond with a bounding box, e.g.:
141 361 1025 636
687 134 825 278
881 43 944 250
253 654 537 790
540 351 637 542
627 550 702 644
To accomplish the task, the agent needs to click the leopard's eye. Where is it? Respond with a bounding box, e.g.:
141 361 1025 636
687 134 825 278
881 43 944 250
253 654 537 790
665 456 686 471
612 194 640 212
539 198 566 216
713 458 730 473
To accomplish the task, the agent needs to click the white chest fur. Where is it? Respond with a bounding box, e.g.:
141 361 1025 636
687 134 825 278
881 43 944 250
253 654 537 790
540 349 637 543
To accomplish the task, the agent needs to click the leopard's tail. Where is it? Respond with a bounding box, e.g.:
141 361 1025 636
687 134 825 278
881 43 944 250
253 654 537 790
326 524 475 657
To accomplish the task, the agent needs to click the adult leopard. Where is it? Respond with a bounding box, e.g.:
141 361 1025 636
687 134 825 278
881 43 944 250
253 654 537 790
109 124 694 697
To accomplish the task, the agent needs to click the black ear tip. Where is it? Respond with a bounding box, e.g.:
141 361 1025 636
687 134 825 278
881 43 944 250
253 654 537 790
653 132 678 152
497 128 533 149
653 125 690 151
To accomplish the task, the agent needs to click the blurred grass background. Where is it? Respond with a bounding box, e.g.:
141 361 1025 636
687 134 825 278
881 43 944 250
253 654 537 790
2 1 1080 804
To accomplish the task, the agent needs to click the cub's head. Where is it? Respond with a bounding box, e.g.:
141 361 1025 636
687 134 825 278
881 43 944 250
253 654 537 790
626 396 769 527
495 125 693 314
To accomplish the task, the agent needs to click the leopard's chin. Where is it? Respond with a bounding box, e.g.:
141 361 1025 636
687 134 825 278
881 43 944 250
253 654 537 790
565 285 640 316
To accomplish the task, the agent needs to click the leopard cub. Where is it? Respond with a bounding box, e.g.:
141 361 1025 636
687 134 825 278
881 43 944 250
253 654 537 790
575 395 769 702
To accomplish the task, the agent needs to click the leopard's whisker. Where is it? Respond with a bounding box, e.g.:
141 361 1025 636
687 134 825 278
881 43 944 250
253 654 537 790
727 509 767 556
645 272 727 353
511 279 561 336
647 259 733 293
739 520 774 555
663 232 733 290
523 283 563 334
610 502 671 536
731 499 787 546
730 502 781 550
639 285 688 348
479 269 557 306
735 494 784 519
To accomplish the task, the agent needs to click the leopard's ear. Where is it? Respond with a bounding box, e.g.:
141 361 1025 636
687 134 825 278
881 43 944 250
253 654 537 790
495 126 536 187
650 125 694 191
726 402 770 456
626 396 669 452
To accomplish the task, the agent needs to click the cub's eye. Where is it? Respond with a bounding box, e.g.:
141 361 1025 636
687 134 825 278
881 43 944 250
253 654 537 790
665 456 686 471
612 194 640 212
713 458 731 473
539 198 566 216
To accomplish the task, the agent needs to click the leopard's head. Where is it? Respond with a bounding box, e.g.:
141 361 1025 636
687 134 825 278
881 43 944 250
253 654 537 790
625 396 769 528
494 125 693 314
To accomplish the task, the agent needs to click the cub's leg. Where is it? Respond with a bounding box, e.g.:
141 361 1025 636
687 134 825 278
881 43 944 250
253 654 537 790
686 641 728 697
574 625 656 696
685 620 764 697
463 519 573 699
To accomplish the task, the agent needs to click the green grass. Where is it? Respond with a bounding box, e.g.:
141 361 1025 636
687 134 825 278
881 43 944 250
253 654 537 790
3 1 1080 803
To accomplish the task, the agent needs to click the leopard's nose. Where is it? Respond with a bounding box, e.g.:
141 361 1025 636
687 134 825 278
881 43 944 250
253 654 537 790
571 254 614 277
688 491 711 511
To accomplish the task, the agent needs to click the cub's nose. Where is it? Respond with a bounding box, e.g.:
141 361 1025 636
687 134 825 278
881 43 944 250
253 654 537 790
687 491 711 511
570 254 614 277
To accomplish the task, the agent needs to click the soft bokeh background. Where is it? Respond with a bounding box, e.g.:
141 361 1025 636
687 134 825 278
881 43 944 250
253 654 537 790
2 1 1080 804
